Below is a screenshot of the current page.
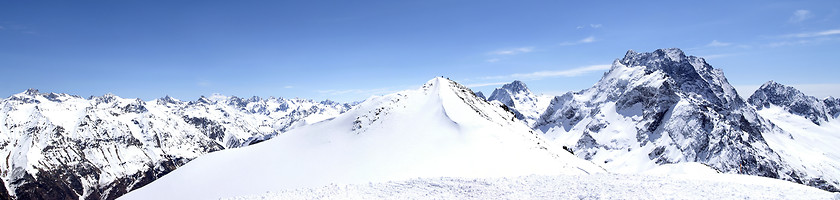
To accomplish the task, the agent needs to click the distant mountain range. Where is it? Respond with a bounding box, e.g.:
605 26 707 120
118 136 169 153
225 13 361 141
0 92 352 199
1 48 837 199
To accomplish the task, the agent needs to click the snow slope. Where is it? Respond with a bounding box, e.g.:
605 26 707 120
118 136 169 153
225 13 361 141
757 105 840 191
225 173 836 200
121 77 604 199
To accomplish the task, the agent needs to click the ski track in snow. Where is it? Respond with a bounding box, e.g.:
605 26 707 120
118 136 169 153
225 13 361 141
225 174 838 200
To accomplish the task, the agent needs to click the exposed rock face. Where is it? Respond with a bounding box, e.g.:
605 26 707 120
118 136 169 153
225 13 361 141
487 80 551 126
0 91 353 200
748 81 836 125
531 48 838 192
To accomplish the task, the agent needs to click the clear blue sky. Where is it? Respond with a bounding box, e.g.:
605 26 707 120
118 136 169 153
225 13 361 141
2 1 839 102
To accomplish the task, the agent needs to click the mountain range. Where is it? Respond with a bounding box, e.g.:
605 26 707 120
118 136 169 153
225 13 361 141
0 91 352 199
1 48 838 199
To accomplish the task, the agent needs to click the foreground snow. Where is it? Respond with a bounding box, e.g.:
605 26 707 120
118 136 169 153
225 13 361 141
225 173 837 200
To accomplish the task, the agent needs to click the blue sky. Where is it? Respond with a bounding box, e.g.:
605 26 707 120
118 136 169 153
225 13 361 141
2 1 839 102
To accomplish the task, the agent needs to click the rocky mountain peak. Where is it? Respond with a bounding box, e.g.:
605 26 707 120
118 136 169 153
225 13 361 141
501 80 530 94
748 80 830 125
24 88 40 96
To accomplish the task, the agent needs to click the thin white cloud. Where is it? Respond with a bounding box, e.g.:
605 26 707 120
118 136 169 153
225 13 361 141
484 64 611 80
789 9 813 23
283 86 294 89
766 37 838 47
706 40 732 47
580 36 596 43
465 82 510 87
485 58 501 63
576 25 584 29
559 36 597 46
783 29 840 38
488 47 534 55
590 24 602 28
317 87 404 96
197 81 211 87
698 54 735 59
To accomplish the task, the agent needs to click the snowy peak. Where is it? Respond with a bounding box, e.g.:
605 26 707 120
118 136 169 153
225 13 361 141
121 78 603 199
485 80 550 126
23 88 39 96
353 77 519 134
534 49 818 191
748 81 833 125
612 48 742 107
502 80 530 94
623 48 686 63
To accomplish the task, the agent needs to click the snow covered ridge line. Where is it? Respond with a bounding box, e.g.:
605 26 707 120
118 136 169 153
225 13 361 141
224 173 837 200
0 89 354 200
119 77 605 199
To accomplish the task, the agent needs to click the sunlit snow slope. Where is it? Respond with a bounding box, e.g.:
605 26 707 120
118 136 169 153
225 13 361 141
121 77 604 200
226 173 836 200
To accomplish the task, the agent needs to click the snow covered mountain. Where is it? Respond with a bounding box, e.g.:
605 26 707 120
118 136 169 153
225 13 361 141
486 80 552 126
121 77 604 199
531 48 838 192
748 81 838 125
747 81 840 192
0 90 352 200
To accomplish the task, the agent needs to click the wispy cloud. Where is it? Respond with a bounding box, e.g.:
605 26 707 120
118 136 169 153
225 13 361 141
559 36 597 46
197 81 211 87
698 54 735 59
782 29 840 38
766 37 838 47
488 47 534 55
577 24 603 29
317 87 404 96
706 40 732 47
485 58 501 63
789 9 813 23
483 64 611 80
283 86 294 89
465 82 510 87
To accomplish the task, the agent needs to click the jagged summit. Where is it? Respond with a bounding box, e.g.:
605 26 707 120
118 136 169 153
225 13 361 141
749 80 833 125
623 48 687 63
502 80 530 93
23 88 39 96
532 48 840 191
486 80 550 126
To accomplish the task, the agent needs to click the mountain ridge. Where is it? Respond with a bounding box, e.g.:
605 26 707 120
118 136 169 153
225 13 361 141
121 77 605 199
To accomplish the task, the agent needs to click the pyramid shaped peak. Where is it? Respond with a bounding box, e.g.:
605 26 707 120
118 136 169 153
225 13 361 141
759 80 785 89
500 80 530 93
